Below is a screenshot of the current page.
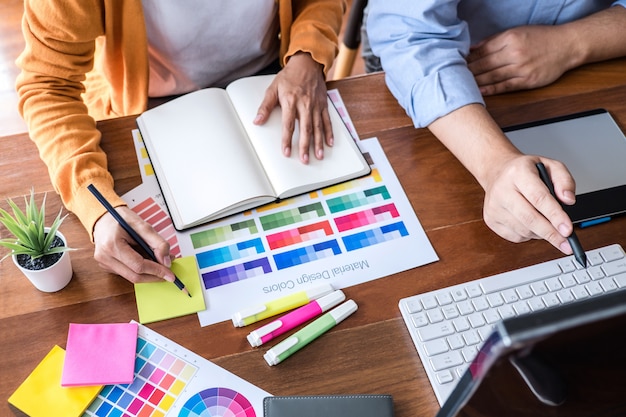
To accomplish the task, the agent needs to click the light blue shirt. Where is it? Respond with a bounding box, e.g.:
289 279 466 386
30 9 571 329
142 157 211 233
367 0 626 128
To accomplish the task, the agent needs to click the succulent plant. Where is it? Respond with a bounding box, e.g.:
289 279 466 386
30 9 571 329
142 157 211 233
0 189 73 266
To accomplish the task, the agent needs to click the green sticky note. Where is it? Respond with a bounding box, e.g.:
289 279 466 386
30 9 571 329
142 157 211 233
8 345 102 417
135 256 206 323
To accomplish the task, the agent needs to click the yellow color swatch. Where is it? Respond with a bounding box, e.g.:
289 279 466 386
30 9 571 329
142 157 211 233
8 345 102 417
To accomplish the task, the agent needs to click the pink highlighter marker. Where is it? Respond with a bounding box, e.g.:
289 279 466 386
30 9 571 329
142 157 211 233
246 290 346 347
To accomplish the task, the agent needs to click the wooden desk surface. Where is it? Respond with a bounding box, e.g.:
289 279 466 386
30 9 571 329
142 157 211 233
1 58 626 417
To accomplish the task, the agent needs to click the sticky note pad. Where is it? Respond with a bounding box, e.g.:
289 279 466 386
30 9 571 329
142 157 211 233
8 345 102 417
62 322 138 386
135 256 206 323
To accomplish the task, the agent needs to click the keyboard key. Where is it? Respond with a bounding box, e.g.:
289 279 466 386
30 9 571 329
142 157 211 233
512 301 531 315
450 288 468 302
558 259 576 273
447 334 465 350
457 301 474 316
559 274 577 288
452 317 470 332
588 266 606 280
556 289 575 304
424 339 450 356
573 270 591 284
601 246 625 262
405 299 422 314
461 346 478 363
483 309 501 324
531 281 549 296
430 351 464 371
427 309 445 323
442 305 460 320
436 293 453 306
478 326 494 341
411 312 429 327
462 330 480 346
436 370 454 384
471 297 489 311
480 262 561 294
421 296 438 310
527 298 546 311
571 286 589 300
498 305 516 319
466 285 483 298
585 282 604 296
468 313 486 328
542 293 561 307
614 273 626 288
501 289 519 303
586 252 604 266
418 323 455 342
602 260 626 277
516 285 534 300
487 293 504 307
599 278 618 292
545 278 563 292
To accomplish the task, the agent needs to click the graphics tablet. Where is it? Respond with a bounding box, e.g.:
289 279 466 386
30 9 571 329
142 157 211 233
503 109 626 224
436 289 626 417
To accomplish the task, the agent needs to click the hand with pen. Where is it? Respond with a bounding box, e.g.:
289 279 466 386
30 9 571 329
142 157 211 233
92 206 175 284
482 155 581 257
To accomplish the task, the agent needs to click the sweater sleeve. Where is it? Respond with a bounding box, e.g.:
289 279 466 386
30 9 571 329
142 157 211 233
16 0 128 240
284 0 345 74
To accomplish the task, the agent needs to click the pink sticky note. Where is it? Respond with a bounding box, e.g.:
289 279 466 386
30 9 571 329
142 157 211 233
62 323 138 387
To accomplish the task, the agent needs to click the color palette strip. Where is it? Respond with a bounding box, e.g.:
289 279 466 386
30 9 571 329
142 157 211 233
266 220 333 250
178 387 256 417
320 167 382 197
342 221 409 251
83 336 198 417
132 197 181 259
259 202 325 231
190 219 258 249
196 238 265 269
202 258 272 289
334 203 399 232
326 186 391 214
273 239 342 270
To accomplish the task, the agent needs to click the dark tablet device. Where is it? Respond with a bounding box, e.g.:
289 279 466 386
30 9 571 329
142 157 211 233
436 289 626 417
503 109 626 224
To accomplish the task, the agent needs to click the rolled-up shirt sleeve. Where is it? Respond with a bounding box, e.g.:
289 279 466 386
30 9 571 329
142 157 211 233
367 0 484 128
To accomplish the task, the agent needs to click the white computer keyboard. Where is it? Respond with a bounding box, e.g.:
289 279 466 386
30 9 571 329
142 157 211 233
399 243 626 406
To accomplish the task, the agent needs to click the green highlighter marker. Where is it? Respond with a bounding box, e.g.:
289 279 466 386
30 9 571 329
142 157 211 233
263 300 358 366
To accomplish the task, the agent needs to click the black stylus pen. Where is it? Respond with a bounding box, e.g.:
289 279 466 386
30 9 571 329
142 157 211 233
87 184 192 297
536 163 587 268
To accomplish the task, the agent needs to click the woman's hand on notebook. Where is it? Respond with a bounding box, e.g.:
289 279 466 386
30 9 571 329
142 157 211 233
254 51 333 164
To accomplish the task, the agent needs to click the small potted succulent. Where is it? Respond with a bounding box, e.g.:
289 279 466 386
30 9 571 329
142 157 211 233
0 189 74 292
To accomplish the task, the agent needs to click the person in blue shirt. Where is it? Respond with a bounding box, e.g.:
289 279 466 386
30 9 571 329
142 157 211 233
367 1 626 256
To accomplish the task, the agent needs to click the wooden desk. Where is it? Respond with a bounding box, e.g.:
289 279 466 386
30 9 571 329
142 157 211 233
1 58 626 417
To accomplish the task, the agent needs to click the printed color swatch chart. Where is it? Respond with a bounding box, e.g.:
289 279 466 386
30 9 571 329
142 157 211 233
82 322 269 417
188 138 438 326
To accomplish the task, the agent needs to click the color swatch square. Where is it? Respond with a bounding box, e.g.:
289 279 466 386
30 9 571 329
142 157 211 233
62 322 138 386
8 345 102 417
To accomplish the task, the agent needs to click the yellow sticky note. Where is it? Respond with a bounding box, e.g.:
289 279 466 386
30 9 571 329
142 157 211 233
135 256 206 323
8 345 102 417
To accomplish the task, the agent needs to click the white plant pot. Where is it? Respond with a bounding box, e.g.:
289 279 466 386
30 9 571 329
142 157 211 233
12 230 73 292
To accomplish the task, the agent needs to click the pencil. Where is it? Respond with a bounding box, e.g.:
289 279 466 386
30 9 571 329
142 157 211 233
87 184 192 297
536 163 587 268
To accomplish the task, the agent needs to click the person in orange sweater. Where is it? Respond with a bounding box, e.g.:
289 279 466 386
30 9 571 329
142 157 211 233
16 0 344 285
